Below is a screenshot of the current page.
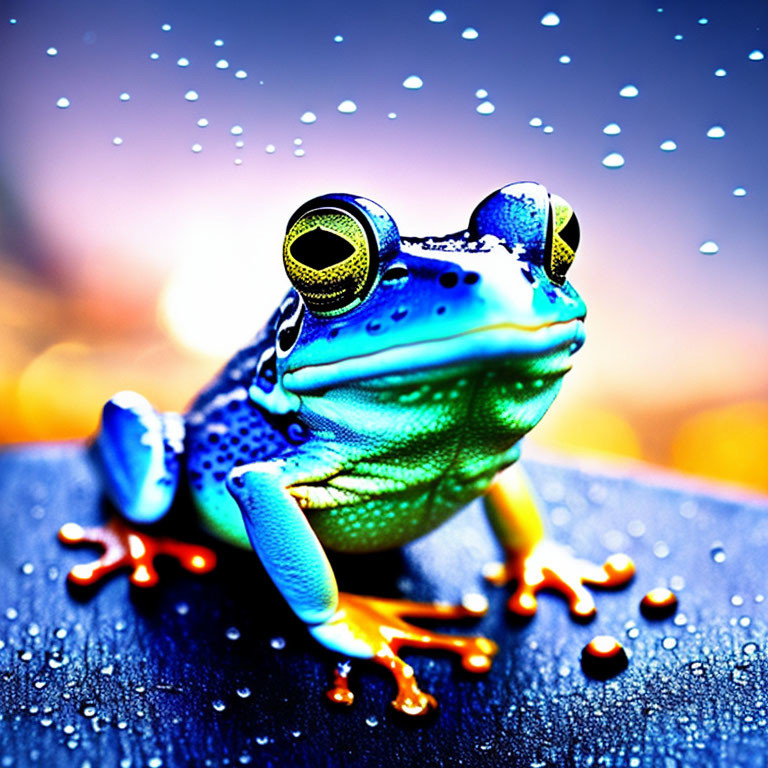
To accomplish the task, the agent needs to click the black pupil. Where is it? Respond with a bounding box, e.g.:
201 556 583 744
558 211 580 252
290 226 356 270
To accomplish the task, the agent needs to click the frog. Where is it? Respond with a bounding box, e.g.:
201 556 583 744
59 182 634 716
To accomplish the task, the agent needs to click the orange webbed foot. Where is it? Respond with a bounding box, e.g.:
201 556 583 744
484 540 634 619
58 518 216 587
322 592 498 716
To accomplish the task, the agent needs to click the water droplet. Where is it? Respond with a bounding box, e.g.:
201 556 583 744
184 90 199 102
10 18 17 24
238 755 252 765
476 100 495 115
300 111 317 124
461 27 479 40
475 88 488 98
366 715 379 727
541 12 560 27
197 118 209 127
559 55 571 64
698 17 708 24
387 112 397 119
402 75 423 90
80 704 97 718
56 97 70 109
674 34 683 41
294 148 306 157
234 70 247 79
659 140 677 151
337 99 357 113
743 642 758 655
191 143 203 153
710 544 726 563
46 47 58 56
653 541 670 559
6 607 18 620
212 699 226 712
176 57 190 67
699 241 719 255
706 125 725 139
748 49 765 61
234 140 244 148
176 602 189 615
429 10 447 23
21 562 34 575
265 144 276 154
226 626 241 640
150 52 159 60
215 59 229 69
641 588 678 619
236 686 251 698
731 594 745 607
112 137 123 146
602 122 621 136
270 636 286 650
161 23 172 32
148 759 163 768
333 34 343 43
117 92 131 103
662 637 677 650
256 736 269 746
230 124 244 136
602 152 625 168
293 137 303 145
619 84 639 98
542 125 554 134
733 187 746 197
234 158 243 166
581 636 628 679
715 68 727 77
100 664 114 675
529 117 543 127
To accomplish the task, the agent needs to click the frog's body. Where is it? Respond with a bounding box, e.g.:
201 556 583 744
65 183 633 716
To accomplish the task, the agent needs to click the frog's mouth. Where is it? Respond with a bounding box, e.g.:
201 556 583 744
282 319 584 394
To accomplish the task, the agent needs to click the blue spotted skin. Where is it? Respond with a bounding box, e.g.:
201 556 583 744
184 183 587 553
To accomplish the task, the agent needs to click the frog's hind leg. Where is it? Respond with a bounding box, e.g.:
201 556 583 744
92 390 184 523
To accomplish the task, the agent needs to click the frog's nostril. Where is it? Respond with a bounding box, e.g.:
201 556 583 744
463 272 479 285
392 307 408 322
439 272 459 288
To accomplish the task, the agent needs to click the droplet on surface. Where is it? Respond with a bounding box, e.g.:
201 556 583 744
119 92 130 101
461 27 479 40
214 39 223 46
112 137 123 146
230 124 244 135
46 47 58 56
56 97 70 109
659 140 677 151
529 117 543 127
641 588 678 619
476 101 495 115
602 152 625 169
300 111 317 124
234 70 247 79
540 12 560 26
475 88 488 98
619 84 639 98
699 241 719 255
150 52 159 60
191 143 203 153
581 636 628 679
732 187 746 197
197 118 209 127
748 49 765 61
337 99 357 113
603 122 621 135
429 10 447 23
402 75 423 90
387 112 397 119
265 144 276 154
161 23 171 31
662 636 677 650
215 59 230 69
294 148 306 157
543 125 554 134
714 68 727 77
706 125 725 139
184 90 199 102
176 57 190 67
559 55 571 64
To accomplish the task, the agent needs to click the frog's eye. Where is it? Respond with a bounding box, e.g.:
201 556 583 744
468 181 579 285
283 194 399 315
545 193 580 285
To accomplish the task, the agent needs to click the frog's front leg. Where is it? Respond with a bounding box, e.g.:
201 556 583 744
226 460 497 716
483 464 634 619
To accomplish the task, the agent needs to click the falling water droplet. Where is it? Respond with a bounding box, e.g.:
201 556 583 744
674 34 683 41
337 99 357 113
56 97 70 109
230 124 244 136
714 68 727 77
541 12 560 26
226 626 241 640
402 75 424 90
748 49 765 61
387 112 397 119
300 111 317 124
265 144 276 154
542 125 554 133
161 23 171 32
184 90 199 102
177 57 190 67
602 152 625 168
603 122 621 135
119 92 130 102
234 70 247 79
333 34 343 43
619 84 639 98
697 17 709 24
215 59 230 69
149 52 159 60
559 54 571 64
212 700 226 712
429 10 447 23
236 687 252 698
46 47 58 56
732 187 746 197
112 137 123 146
461 27 479 40
191 143 203 153
662 637 677 650
529 117 543 127
659 140 677 151
270 636 286 650
476 101 495 115
197 118 209 127
366 715 379 727
214 39 224 47
294 148 306 157
699 241 719 255
706 125 725 138
475 88 488 98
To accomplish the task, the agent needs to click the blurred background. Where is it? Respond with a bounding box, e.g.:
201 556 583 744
1 0 766 493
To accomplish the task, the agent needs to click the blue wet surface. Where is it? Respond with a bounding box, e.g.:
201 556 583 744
1 444 768 767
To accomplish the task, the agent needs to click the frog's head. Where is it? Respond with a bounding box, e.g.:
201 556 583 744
250 183 586 420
